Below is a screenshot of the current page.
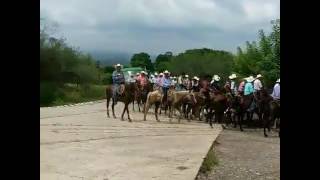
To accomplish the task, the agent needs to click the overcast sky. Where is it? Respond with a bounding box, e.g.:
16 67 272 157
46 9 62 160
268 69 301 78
40 0 280 55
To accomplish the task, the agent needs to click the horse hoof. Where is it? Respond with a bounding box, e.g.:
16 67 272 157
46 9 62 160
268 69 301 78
222 125 226 129
128 119 132 122
264 134 268 138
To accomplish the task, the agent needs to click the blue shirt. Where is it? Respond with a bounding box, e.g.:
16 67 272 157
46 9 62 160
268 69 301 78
162 77 172 88
112 70 125 84
244 82 254 95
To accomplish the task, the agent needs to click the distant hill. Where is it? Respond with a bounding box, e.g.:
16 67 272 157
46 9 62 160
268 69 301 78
89 50 158 66
89 51 132 66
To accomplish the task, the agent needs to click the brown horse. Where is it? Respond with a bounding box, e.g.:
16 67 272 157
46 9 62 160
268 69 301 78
106 83 137 122
143 89 162 121
257 90 280 137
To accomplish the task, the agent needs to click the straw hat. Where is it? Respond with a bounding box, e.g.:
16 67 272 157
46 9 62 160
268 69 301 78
136 73 140 76
164 70 170 74
140 71 147 75
229 74 237 80
276 78 280 83
159 73 164 76
256 74 263 78
246 76 255 82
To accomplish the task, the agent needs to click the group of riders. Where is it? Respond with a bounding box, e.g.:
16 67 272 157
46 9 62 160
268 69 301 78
110 63 280 136
112 63 280 106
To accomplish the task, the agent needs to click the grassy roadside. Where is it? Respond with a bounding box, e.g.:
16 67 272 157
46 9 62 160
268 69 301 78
40 83 106 107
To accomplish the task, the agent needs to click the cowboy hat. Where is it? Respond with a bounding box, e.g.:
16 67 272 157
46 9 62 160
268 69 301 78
140 71 147 75
213 75 220 81
256 74 263 78
154 72 158 76
185 75 189 78
136 73 140 76
164 70 170 74
229 74 237 80
276 78 280 83
193 76 199 80
246 76 255 82
159 73 164 76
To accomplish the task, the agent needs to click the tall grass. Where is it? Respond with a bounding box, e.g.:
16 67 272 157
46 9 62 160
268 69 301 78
40 82 105 107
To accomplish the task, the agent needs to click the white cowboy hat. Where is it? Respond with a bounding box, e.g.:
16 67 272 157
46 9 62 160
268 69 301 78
164 70 170 74
159 73 164 76
246 76 255 82
136 73 140 76
276 78 280 83
213 75 220 81
185 75 189 78
154 72 158 76
140 71 147 74
116 63 121 67
256 74 263 78
229 74 237 80
193 76 199 80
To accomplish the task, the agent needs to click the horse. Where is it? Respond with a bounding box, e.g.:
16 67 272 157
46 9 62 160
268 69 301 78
257 90 280 137
106 83 137 122
143 89 162 121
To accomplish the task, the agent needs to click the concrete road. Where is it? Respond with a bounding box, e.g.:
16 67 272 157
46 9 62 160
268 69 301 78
40 101 222 180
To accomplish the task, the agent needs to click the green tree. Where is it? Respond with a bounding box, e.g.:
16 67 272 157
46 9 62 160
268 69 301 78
130 52 154 71
154 52 172 72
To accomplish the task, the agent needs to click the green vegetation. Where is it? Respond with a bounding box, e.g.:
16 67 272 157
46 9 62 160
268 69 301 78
40 19 106 106
233 19 280 88
199 147 219 174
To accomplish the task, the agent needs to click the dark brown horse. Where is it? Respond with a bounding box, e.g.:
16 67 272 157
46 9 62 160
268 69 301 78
106 83 137 122
257 90 280 137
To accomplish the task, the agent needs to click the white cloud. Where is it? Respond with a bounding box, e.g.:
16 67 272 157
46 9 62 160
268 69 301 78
40 0 280 54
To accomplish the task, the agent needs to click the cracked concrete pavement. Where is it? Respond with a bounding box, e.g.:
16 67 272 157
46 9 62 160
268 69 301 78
40 101 222 180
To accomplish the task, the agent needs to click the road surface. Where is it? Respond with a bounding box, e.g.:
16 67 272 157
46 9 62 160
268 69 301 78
40 101 222 180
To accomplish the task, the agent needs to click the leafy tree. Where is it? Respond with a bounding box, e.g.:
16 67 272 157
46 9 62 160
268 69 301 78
130 52 154 71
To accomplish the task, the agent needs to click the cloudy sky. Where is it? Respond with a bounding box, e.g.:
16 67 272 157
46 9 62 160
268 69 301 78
40 0 280 55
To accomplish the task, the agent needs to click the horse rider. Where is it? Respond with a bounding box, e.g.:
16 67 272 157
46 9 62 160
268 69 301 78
238 78 246 96
155 72 164 90
271 78 280 101
211 75 221 92
244 76 255 111
171 76 177 89
177 73 184 91
137 71 148 90
229 74 237 95
253 74 263 97
192 76 200 92
112 64 125 105
161 70 172 106
183 74 190 90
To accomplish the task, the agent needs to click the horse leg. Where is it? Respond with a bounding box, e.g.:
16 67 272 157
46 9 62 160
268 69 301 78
126 103 132 122
155 102 160 122
112 99 116 118
143 103 150 121
106 98 110 118
239 113 244 131
121 104 126 121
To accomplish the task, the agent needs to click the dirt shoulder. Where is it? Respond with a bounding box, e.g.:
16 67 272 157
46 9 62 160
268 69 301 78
197 128 280 180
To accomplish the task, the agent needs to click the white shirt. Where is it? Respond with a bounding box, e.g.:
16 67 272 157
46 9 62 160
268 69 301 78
253 79 263 91
230 81 236 90
271 83 280 100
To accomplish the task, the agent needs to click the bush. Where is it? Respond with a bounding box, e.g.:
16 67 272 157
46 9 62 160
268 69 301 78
40 82 59 106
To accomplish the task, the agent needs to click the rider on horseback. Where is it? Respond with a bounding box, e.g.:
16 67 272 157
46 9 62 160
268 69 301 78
211 75 221 92
112 64 125 105
161 70 172 106
244 76 255 111
271 78 280 101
